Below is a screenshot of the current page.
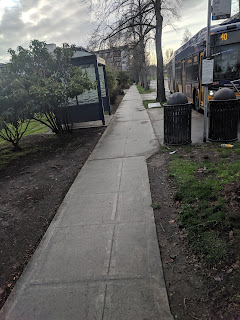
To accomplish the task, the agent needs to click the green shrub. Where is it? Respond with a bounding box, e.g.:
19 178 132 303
106 65 118 103
117 70 130 89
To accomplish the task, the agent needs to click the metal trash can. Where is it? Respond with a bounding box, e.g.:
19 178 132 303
208 88 239 142
164 93 192 145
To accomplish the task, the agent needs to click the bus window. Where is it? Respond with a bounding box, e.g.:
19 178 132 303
175 62 181 81
186 58 193 81
167 65 173 92
192 55 199 82
182 60 186 94
186 58 193 97
212 43 240 80
175 62 182 91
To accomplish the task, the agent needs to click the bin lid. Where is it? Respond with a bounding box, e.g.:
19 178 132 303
213 88 236 100
167 93 188 105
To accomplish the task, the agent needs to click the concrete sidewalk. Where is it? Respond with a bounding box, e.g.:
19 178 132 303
140 79 171 103
1 86 173 320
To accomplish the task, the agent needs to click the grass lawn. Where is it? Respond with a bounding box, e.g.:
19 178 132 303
143 99 156 109
164 142 240 268
136 84 155 94
143 99 165 109
0 119 49 145
22 120 49 137
0 119 50 170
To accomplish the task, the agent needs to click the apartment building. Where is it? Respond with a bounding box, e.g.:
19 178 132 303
94 46 130 72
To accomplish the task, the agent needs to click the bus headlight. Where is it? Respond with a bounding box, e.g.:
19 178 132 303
209 90 214 96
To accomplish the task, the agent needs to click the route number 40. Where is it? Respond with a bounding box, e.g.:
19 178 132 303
220 33 228 41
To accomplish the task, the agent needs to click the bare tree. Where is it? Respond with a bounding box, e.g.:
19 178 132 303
163 48 174 66
181 28 192 45
84 0 181 102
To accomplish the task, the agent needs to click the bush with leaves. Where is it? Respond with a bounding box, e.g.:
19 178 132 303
105 65 119 104
0 68 32 150
106 65 131 103
7 40 94 134
117 70 130 90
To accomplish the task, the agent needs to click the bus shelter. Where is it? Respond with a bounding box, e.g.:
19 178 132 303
58 47 110 126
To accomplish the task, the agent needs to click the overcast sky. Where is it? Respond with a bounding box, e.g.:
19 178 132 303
0 0 239 63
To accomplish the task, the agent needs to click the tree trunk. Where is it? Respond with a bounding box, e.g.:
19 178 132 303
138 0 148 90
155 0 166 102
139 38 148 90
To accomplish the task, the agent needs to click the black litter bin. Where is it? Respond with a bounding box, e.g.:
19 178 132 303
208 88 240 142
164 93 192 145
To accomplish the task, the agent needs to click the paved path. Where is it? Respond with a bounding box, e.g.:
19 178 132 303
140 79 171 106
1 86 173 320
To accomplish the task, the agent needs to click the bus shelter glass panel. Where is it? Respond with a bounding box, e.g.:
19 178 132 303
73 64 99 105
98 65 106 97
98 65 110 113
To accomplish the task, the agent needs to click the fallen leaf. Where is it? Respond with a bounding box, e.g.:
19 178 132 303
214 275 223 282
226 268 233 274
169 220 176 224
229 231 234 240
232 261 240 270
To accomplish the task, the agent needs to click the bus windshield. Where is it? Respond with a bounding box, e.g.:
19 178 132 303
212 43 240 80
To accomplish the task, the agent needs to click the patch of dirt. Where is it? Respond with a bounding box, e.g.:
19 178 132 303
147 152 240 320
0 94 124 309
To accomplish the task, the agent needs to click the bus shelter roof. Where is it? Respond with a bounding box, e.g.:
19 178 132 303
72 47 106 66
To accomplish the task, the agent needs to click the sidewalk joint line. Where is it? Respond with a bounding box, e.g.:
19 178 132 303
88 155 146 162
55 220 146 229
29 275 148 287
101 284 108 320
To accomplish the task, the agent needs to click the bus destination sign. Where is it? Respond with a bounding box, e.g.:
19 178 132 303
212 0 231 20
211 30 240 46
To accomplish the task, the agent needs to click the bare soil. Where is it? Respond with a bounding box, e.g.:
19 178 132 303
147 152 240 320
0 128 105 308
0 94 125 309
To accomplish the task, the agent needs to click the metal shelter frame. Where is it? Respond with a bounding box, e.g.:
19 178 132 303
57 47 110 126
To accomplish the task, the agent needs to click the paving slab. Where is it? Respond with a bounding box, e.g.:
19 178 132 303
1 85 173 320
4 283 105 320
58 193 118 227
31 224 114 283
103 278 171 320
